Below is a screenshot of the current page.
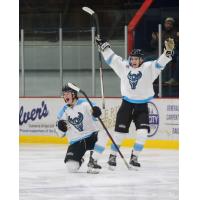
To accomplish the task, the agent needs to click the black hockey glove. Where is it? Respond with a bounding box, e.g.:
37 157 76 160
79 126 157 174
92 106 102 118
96 37 110 52
57 120 68 132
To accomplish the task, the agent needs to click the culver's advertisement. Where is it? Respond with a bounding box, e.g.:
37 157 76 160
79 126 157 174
19 99 59 136
19 98 179 140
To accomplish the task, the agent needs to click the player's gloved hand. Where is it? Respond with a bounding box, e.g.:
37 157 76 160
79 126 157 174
95 36 110 52
92 106 102 118
164 38 175 57
57 120 68 132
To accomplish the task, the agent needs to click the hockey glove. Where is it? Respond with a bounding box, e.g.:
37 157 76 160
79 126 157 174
164 38 175 57
92 106 102 118
57 120 68 132
96 37 110 52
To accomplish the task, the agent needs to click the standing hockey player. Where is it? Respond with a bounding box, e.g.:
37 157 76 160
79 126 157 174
96 37 174 169
56 84 107 173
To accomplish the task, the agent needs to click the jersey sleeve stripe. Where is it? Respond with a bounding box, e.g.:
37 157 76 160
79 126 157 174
57 105 67 119
105 53 115 65
155 61 164 69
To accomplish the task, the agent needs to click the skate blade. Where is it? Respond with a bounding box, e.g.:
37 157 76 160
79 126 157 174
87 167 100 174
108 164 116 171
129 165 140 171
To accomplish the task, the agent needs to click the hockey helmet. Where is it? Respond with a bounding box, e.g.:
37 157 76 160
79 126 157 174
129 49 144 58
128 49 144 67
62 84 78 99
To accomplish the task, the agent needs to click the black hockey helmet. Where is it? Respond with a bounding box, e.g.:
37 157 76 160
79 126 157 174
62 84 78 99
129 49 144 58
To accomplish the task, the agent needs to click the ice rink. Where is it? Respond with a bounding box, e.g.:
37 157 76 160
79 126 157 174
19 145 178 200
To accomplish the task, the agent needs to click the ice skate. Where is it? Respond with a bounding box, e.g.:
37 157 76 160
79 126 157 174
87 156 101 174
108 154 117 171
129 154 141 170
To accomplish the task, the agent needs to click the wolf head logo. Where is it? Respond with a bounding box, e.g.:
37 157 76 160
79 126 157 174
68 112 84 131
127 71 142 89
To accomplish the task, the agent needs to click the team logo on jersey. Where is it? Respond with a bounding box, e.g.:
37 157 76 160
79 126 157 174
148 102 159 137
68 112 84 131
127 71 142 89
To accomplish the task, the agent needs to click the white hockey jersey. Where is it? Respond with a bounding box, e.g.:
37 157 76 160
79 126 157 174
56 99 99 144
102 48 172 103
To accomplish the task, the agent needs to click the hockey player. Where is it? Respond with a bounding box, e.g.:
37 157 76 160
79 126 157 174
96 37 174 169
56 84 107 173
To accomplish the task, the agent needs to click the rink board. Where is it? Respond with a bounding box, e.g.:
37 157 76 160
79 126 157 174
19 97 179 149
19 136 179 149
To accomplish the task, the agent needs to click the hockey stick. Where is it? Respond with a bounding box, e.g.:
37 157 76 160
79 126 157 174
68 82 131 170
82 7 105 109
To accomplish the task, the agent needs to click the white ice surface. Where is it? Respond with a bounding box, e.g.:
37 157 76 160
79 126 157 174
19 145 178 200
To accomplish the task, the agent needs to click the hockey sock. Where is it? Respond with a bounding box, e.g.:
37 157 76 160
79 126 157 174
92 130 108 160
93 144 105 160
132 129 148 157
66 161 80 173
110 132 128 156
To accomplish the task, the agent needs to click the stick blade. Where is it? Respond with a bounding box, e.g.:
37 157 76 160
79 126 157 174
82 6 95 15
67 82 80 92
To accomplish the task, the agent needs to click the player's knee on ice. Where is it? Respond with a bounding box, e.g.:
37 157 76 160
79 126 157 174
66 160 80 173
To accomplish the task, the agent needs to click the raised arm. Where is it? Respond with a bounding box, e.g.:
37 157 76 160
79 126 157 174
96 37 127 78
151 38 175 80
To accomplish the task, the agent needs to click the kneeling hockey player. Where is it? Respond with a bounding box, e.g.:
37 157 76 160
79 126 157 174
56 84 107 173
